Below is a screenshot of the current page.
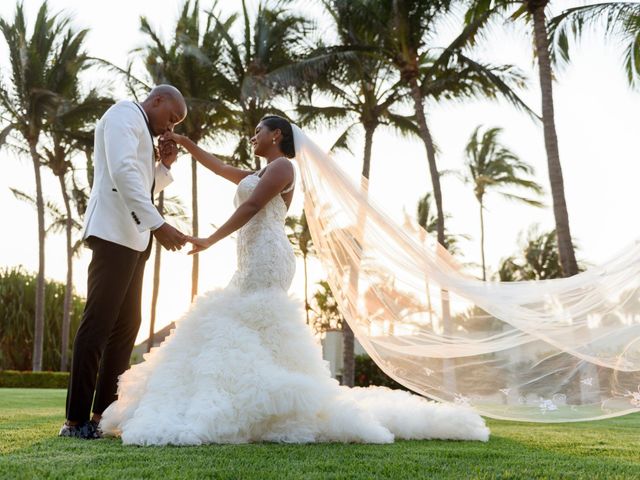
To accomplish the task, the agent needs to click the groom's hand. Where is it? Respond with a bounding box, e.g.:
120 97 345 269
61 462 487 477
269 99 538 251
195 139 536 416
153 223 187 251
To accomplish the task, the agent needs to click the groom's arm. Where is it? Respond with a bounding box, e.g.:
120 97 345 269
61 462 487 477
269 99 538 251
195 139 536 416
153 161 173 195
103 106 165 233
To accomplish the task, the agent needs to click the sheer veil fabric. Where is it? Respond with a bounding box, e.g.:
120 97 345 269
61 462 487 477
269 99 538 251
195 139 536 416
100 141 490 445
291 124 640 422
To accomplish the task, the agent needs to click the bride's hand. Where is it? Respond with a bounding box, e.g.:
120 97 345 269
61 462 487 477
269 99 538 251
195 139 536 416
186 236 214 255
161 130 186 146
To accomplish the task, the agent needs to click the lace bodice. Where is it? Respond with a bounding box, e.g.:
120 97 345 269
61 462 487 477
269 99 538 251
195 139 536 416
228 171 296 292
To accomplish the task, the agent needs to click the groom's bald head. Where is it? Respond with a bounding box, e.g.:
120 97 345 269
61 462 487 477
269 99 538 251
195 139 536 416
142 84 188 136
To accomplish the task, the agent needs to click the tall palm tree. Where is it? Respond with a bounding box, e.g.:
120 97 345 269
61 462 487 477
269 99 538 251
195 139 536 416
516 0 578 278
301 0 419 387
0 2 91 370
286 213 314 325
371 0 534 249
206 0 317 170
148 194 188 353
462 125 544 280
43 90 112 371
308 0 529 386
350 0 532 393
140 0 316 300
470 0 579 277
138 0 231 302
299 0 417 178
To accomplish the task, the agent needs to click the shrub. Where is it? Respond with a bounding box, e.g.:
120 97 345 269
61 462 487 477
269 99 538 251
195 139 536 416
0 267 85 370
354 354 407 390
0 370 69 388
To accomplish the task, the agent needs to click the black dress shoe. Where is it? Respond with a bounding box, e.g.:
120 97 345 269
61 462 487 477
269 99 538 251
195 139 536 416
87 420 103 439
58 420 102 440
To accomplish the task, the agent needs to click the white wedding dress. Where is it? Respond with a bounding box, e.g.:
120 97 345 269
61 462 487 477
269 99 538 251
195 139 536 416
100 165 490 445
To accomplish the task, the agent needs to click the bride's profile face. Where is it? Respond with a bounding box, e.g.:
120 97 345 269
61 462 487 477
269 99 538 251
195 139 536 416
250 121 279 157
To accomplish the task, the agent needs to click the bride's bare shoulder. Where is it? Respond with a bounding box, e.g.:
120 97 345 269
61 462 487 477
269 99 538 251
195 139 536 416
269 157 294 176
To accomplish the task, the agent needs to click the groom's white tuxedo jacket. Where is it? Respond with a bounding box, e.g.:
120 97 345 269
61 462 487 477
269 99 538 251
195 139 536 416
82 100 173 251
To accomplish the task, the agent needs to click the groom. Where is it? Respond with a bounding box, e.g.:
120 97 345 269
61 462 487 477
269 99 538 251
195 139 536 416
59 85 189 439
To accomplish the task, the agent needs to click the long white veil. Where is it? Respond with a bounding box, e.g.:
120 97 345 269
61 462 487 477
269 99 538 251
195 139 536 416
291 124 640 422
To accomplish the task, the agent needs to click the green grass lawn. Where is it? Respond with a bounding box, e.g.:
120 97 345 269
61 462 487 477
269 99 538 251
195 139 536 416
1 388 639 479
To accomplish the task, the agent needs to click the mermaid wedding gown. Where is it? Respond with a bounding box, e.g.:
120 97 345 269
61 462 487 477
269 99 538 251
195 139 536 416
100 166 490 445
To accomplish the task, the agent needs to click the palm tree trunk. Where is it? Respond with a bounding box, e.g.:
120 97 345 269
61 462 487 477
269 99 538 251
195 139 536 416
342 322 355 386
191 156 199 302
85 151 94 187
531 4 578 277
149 192 164 353
406 85 457 392
361 124 374 179
479 199 486 281
29 142 45 372
531 8 593 399
409 79 445 247
303 253 310 325
58 173 73 371
343 124 376 387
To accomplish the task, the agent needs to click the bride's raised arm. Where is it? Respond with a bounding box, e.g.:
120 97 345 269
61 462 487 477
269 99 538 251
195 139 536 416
160 131 254 185
185 158 294 255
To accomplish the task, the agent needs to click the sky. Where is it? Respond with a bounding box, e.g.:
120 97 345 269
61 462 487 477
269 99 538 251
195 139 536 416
1 0 639 344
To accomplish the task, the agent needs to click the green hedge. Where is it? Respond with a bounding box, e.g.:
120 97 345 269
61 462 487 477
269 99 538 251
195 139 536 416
354 354 407 390
1 357 402 390
0 370 69 388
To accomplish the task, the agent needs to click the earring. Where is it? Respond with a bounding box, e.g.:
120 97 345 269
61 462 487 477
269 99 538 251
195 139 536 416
272 138 276 145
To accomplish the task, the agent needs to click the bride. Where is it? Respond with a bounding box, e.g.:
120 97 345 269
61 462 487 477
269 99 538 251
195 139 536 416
99 115 490 445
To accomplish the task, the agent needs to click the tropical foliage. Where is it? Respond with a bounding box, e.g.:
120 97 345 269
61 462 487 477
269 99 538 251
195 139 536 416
0 0 623 377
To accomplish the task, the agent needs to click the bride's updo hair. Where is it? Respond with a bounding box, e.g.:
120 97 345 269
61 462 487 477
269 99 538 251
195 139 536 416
261 115 296 159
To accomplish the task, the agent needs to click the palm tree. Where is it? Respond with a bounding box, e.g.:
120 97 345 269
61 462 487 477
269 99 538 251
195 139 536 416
371 0 534 249
470 0 579 277
286 213 314 325
206 0 317 170
462 125 544 280
311 280 344 335
148 194 188 353
550 3 640 88
309 0 529 386
415 192 469 257
516 0 578 278
497 225 581 281
43 90 112 371
343 0 531 389
299 0 417 178
12 186 89 370
300 0 419 387
138 0 232 302
0 2 91 370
